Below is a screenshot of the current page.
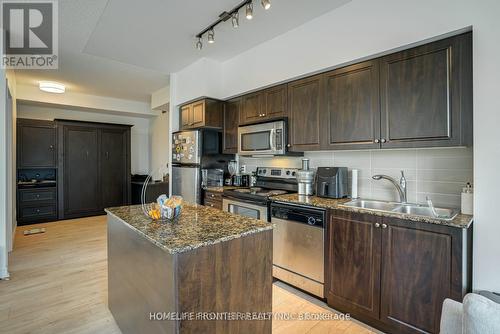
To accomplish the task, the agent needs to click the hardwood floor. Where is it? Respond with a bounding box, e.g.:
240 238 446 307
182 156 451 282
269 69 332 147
0 216 378 334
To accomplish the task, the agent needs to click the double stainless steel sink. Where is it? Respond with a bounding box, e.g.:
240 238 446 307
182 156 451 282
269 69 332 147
340 199 458 221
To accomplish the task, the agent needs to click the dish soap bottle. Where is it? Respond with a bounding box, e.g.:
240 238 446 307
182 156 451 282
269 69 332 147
461 182 473 215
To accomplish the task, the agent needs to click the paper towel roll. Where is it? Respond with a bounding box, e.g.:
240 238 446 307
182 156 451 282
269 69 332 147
351 169 359 199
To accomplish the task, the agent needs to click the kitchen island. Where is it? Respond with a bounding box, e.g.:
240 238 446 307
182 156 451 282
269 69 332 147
105 203 273 334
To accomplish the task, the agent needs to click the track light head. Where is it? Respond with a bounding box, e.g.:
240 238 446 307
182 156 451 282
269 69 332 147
261 0 271 10
207 29 215 44
245 2 253 20
196 37 203 50
231 12 239 28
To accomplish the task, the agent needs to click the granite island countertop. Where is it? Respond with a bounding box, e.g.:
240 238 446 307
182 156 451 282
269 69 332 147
271 194 473 229
105 203 272 254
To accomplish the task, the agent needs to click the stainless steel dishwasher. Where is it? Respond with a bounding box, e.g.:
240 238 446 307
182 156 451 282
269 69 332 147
271 202 326 298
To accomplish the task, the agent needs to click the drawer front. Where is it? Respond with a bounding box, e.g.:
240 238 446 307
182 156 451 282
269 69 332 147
204 198 222 210
19 205 57 220
204 191 222 201
19 188 57 203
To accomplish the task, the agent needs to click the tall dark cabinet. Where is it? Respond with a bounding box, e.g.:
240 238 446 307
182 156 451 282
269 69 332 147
17 119 57 168
57 120 131 220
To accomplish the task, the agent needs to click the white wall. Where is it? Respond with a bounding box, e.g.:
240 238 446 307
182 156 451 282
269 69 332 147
17 104 151 174
0 68 9 279
171 0 500 291
150 109 170 180
5 71 17 253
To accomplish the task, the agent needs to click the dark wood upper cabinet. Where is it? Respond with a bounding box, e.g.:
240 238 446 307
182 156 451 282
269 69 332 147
264 84 287 119
321 61 381 150
223 98 240 154
379 32 472 148
326 211 382 320
240 92 264 124
380 220 454 334
17 119 57 168
287 74 323 151
326 210 472 334
179 98 223 130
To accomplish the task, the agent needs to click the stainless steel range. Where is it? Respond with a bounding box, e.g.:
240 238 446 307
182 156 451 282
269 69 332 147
222 167 298 222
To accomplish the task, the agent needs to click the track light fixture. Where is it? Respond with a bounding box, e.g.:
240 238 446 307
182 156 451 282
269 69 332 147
207 29 215 44
232 12 239 28
195 37 203 50
194 0 273 50
261 0 271 10
245 2 253 20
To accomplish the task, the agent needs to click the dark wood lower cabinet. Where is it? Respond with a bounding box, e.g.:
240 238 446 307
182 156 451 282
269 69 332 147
327 210 472 334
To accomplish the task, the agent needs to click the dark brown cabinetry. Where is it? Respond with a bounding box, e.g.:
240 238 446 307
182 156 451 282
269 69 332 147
180 98 223 130
223 98 241 154
203 190 222 210
17 188 58 224
321 61 381 150
287 75 323 151
326 210 472 334
58 121 131 219
17 119 57 168
239 84 287 125
379 33 472 148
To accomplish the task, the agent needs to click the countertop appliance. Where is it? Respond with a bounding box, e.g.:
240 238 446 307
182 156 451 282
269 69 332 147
201 168 223 188
222 167 298 222
271 201 326 298
238 120 286 156
296 158 315 196
172 130 233 204
315 167 348 199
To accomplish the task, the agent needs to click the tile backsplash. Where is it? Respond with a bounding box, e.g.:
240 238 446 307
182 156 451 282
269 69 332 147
239 147 473 208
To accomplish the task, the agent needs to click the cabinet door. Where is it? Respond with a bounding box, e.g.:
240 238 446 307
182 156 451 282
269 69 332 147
223 98 240 154
240 92 264 124
380 221 452 334
191 101 205 127
17 121 56 168
287 75 322 151
101 129 128 209
326 211 382 320
181 104 192 129
62 126 101 217
322 61 381 150
264 84 287 119
379 34 469 148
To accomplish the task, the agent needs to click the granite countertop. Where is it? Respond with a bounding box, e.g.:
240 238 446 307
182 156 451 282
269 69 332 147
271 194 473 229
203 186 242 193
105 203 272 254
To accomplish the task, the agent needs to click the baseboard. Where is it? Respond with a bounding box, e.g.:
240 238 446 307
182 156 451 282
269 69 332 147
0 267 10 280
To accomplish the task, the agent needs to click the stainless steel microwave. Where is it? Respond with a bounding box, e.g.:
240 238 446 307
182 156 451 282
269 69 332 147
238 120 286 156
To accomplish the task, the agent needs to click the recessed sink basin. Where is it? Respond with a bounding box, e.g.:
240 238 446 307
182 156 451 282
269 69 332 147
392 205 458 220
341 199 458 221
341 199 401 212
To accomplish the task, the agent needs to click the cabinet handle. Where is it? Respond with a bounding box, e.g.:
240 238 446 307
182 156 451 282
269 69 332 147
375 223 380 228
36 209 40 213
287 144 291 148
374 139 380 143
382 223 388 229
49 145 54 150
381 139 387 143
210 194 214 198
36 194 40 199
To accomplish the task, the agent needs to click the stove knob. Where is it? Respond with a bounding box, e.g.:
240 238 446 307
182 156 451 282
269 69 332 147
292 171 296 176
262 169 267 174
307 217 317 225
286 170 290 175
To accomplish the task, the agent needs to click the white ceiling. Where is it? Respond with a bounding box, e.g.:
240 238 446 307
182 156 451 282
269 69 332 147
15 0 350 102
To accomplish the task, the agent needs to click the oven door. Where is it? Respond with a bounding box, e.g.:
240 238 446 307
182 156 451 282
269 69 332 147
222 198 268 222
238 121 285 156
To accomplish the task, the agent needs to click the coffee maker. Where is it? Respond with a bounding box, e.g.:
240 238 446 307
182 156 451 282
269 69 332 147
315 167 348 198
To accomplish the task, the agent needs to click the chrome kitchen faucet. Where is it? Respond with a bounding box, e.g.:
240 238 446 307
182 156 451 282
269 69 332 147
372 170 407 203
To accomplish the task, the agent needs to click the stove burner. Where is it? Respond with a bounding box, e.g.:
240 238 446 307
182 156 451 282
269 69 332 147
234 187 262 194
